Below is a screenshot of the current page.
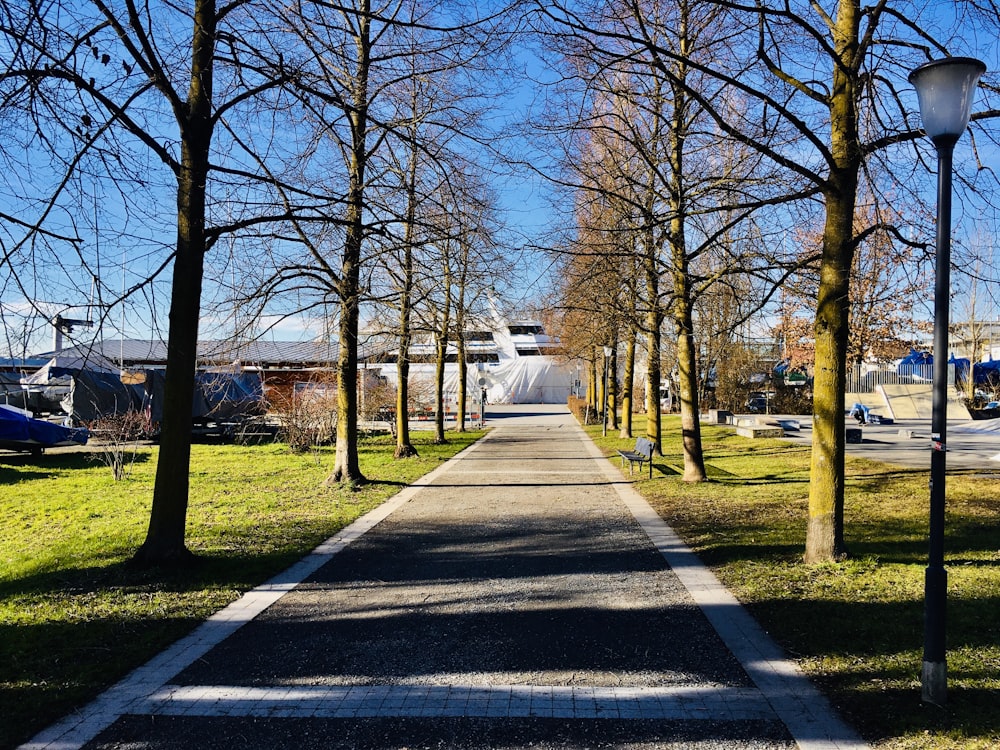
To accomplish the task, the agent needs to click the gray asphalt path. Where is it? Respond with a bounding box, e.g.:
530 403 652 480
23 405 866 750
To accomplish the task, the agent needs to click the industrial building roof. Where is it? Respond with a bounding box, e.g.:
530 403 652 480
33 339 344 369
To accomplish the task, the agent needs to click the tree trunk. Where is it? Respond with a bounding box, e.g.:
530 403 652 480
644 239 662 455
394 315 417 457
433 329 447 443
328 3 371 486
455 328 468 432
454 240 471 432
620 329 635 438
587 354 598 410
394 127 419 458
805 1 861 562
329 273 364 484
667 32 706 483
432 256 451 444
806 182 856 561
608 345 619 430
675 303 707 482
131 0 216 568
671 214 707 481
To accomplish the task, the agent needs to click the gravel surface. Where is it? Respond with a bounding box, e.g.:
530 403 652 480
174 425 750 691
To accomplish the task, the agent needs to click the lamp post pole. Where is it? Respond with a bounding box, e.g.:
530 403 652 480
924 131 953 708
909 56 985 707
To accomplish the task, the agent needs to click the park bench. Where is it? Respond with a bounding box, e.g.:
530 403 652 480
617 437 654 478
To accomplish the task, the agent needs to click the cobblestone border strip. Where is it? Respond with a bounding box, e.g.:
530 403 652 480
140 683 774 721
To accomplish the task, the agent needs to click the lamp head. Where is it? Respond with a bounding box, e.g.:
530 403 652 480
909 57 986 147
603 346 613 357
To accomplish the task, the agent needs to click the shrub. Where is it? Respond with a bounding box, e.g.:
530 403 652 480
269 382 338 452
85 411 147 480
567 395 600 425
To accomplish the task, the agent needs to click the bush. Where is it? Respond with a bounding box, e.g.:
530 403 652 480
85 411 147 480
269 383 338 452
771 382 812 414
567 395 601 425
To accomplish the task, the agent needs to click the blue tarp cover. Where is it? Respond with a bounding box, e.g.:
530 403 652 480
894 349 1000 385
142 370 264 424
0 405 89 449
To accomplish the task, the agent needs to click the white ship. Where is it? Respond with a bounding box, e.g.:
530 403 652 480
374 313 573 405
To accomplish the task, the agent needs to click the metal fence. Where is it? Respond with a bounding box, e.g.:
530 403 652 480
846 364 946 394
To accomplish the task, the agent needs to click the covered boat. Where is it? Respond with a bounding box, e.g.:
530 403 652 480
0 404 89 454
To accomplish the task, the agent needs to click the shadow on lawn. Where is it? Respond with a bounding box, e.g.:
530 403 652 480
751 595 1000 655
0 450 152 482
0 547 306 600
711 473 810 485
1 550 310 749
700 523 996 569
748 593 1000 744
823 669 1000 744
0 610 206 750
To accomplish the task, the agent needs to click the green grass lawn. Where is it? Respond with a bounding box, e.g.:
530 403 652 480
590 416 1000 750
0 431 483 750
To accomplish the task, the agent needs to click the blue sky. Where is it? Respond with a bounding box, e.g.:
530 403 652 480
3 2 1000 358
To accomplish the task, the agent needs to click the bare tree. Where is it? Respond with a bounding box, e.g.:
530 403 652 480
538 0 1000 560
687 1 1000 561
446 172 505 432
535 0 791 480
237 0 515 479
0 0 299 566
373 19 505 453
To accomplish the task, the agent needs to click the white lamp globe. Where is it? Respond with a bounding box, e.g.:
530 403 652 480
909 57 986 145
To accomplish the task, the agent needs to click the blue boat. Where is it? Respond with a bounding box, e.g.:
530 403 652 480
0 404 89 455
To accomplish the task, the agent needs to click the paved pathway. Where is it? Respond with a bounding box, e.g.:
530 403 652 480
23 406 867 749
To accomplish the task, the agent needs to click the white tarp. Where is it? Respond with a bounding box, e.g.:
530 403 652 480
376 305 573 406
476 357 572 404
21 353 120 385
381 356 573 407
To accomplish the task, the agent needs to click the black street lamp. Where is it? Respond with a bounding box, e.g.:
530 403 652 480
602 345 612 436
909 56 986 707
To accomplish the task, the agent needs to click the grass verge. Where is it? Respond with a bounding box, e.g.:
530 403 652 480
589 416 1000 750
0 431 483 749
